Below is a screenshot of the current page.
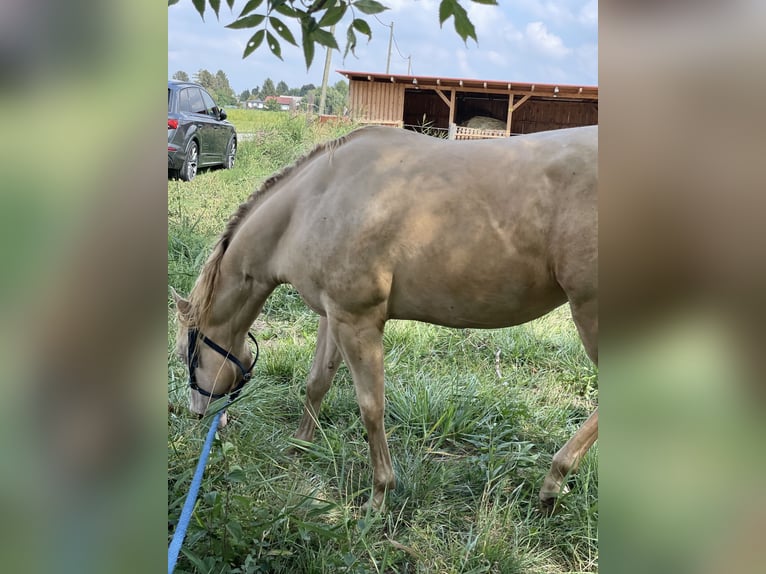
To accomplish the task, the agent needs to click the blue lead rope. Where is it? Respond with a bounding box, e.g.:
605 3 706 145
168 410 224 574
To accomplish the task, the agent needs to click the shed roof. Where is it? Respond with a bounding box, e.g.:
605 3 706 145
337 70 598 100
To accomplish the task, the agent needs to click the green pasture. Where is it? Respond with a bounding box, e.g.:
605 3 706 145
168 111 598 573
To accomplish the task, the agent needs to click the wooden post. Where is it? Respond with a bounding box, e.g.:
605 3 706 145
448 123 456 140
508 94 532 136
448 89 456 128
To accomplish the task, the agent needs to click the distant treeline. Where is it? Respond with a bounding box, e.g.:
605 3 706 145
171 69 348 115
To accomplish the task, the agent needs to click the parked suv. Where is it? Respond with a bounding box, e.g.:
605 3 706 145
168 80 237 181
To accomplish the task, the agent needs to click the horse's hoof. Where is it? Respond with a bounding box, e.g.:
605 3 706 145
539 493 558 516
361 491 388 513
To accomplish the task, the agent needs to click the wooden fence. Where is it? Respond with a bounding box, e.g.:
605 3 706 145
448 124 508 140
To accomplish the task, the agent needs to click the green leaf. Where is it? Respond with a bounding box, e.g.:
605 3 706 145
167 0 180 6
243 29 266 58
181 549 210 573
274 1 298 18
439 0 455 26
471 0 498 4
301 14 319 34
226 14 266 29
344 25 357 58
266 31 283 59
209 0 221 18
191 0 205 19
452 2 477 43
226 520 244 541
226 466 246 483
301 28 316 69
269 16 298 46
353 0 388 15
352 18 371 40
312 28 339 49
226 0 236 9
319 3 347 27
238 0 264 17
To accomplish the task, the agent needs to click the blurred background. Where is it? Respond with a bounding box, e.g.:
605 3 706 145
0 1 764 572
600 1 766 572
0 0 166 572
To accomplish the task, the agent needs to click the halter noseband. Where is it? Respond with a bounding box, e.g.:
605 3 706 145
187 328 259 403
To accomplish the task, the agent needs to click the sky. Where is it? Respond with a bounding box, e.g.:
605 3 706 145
168 0 597 95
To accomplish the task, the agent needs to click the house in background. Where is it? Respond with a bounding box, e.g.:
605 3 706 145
244 96 303 111
264 95 303 111
338 70 597 139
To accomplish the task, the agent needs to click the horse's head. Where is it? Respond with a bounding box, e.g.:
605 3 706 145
171 288 257 424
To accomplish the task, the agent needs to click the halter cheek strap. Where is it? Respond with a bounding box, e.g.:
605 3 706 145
187 329 259 402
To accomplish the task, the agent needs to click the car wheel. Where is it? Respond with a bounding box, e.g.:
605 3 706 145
180 141 198 182
223 137 236 169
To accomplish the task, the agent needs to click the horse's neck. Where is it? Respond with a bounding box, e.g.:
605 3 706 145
204 175 294 336
205 269 261 338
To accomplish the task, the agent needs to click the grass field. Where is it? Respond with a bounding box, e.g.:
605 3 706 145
168 111 598 574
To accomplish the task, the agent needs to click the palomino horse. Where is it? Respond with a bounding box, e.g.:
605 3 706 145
173 125 598 510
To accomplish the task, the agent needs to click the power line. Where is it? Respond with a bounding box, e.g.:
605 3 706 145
391 35 408 61
373 15 411 73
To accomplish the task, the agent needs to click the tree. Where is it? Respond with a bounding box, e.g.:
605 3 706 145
276 80 290 95
324 85 348 116
265 98 282 112
239 89 252 102
172 70 189 81
169 0 493 69
213 69 237 105
193 68 237 106
261 78 277 98
194 69 215 90
299 83 316 97
333 80 348 98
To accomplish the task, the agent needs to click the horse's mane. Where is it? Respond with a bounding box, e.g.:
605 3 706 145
182 128 364 328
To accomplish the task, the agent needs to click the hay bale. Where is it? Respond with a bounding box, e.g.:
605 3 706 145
463 116 507 130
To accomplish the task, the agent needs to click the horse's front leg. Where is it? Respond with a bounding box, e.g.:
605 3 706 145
294 316 342 444
330 311 394 510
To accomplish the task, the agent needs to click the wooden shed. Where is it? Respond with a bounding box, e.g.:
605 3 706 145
338 70 598 139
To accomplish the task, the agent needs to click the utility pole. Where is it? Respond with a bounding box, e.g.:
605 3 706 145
385 21 394 74
318 24 336 116
407 55 411 75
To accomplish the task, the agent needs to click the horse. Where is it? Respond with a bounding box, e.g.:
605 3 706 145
172 124 598 511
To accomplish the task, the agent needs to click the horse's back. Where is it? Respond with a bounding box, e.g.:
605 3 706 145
279 126 597 326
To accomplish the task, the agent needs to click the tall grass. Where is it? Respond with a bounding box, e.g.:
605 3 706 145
168 113 598 573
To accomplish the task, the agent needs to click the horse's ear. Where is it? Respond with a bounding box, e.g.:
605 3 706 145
170 287 191 316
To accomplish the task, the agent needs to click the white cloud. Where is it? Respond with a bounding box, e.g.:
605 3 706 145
455 49 475 77
487 51 508 67
524 21 571 59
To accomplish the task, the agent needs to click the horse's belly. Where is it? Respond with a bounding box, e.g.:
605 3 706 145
386 271 566 328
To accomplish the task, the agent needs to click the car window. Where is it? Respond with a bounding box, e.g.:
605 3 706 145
200 90 219 118
178 88 193 113
187 88 207 115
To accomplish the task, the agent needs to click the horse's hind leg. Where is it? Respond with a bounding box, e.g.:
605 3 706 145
294 316 342 443
329 311 394 510
540 408 598 509
540 296 599 510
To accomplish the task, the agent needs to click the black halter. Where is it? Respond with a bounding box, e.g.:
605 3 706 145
187 328 259 403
